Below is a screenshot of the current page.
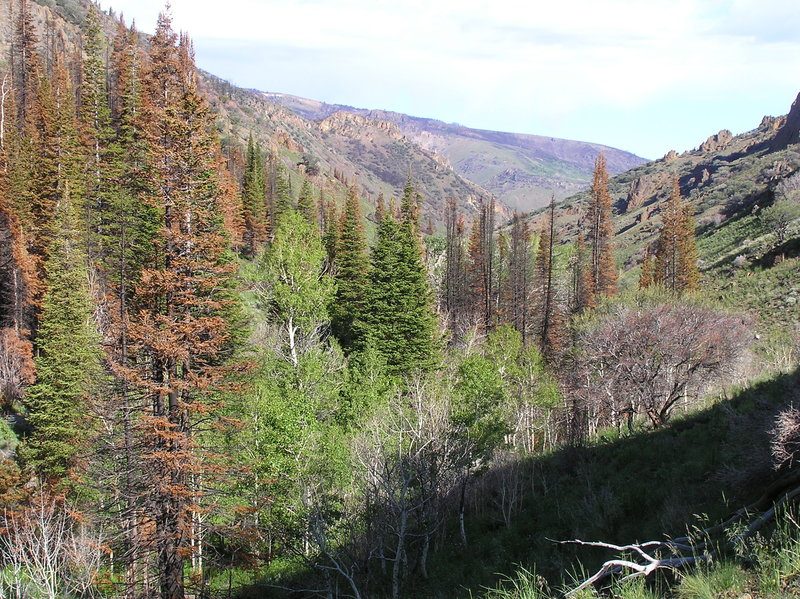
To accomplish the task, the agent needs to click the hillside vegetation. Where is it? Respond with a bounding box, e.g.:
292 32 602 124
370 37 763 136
0 2 798 599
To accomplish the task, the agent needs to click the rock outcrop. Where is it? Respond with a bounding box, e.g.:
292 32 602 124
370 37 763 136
771 92 800 150
625 172 669 213
700 130 733 153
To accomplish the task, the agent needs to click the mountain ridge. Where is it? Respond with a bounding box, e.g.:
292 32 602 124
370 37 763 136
266 92 647 211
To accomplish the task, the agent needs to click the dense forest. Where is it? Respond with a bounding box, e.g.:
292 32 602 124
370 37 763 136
1 1 799 599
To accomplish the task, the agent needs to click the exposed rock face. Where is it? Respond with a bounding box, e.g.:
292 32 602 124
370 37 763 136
759 115 785 134
771 92 800 150
700 129 733 153
319 112 405 141
662 150 678 162
625 172 669 213
275 130 302 153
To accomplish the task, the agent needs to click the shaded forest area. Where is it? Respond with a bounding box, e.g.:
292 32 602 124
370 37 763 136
0 2 799 599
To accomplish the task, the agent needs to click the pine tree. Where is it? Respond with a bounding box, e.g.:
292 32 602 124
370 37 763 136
323 197 338 264
297 178 316 225
570 232 593 314
364 213 440 376
22 194 101 485
534 198 566 358
130 14 241 598
400 172 421 234
586 153 617 302
375 192 386 223
467 197 495 333
270 156 293 226
11 0 41 130
241 134 267 256
654 177 699 293
444 197 469 338
504 212 531 344
330 186 370 352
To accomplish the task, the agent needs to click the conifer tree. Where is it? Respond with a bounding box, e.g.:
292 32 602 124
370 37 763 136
80 4 116 264
570 232 593 314
297 178 316 225
323 198 338 264
331 186 370 352
467 197 495 333
271 157 293 226
375 192 386 223
22 194 101 485
535 198 565 358
364 212 440 376
653 178 699 293
400 172 421 234
504 212 531 343
130 13 241 598
241 134 267 256
11 0 41 130
586 153 617 302
444 197 469 337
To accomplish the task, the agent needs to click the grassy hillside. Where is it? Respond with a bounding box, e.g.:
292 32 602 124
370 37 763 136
243 366 798 598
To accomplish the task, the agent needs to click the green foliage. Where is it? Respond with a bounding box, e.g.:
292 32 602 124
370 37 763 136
478 567 550 599
363 214 441 376
255 209 334 365
297 179 316 224
454 353 510 457
762 198 800 245
241 134 267 255
752 510 800 595
330 188 370 353
339 344 397 428
22 199 101 483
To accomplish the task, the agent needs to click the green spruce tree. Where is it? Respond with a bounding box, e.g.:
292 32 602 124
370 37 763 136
23 194 101 485
363 212 440 376
331 187 370 352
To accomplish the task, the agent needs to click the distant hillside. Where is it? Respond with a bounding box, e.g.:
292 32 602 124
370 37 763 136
267 93 647 212
8 0 504 230
200 74 500 227
525 93 800 327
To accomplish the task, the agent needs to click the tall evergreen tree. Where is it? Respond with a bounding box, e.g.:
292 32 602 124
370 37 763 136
364 213 440 376
241 134 267 257
22 194 101 485
129 13 241 598
80 4 114 264
297 178 316 225
270 156 293 226
504 212 531 344
323 197 338 264
331 186 370 352
400 172 421 234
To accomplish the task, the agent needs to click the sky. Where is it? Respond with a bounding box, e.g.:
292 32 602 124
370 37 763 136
98 0 800 160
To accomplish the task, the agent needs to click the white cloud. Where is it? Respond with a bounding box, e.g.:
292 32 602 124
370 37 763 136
99 0 800 157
